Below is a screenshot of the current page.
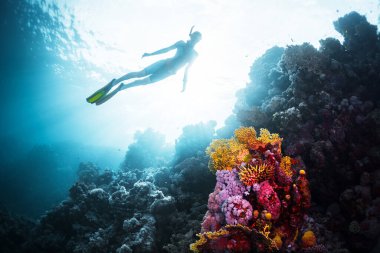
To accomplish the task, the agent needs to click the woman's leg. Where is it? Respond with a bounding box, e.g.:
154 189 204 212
95 77 153 105
119 77 153 90
87 69 146 104
94 61 171 105
113 69 147 84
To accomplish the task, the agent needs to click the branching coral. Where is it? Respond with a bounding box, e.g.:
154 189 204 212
193 127 317 252
239 163 274 186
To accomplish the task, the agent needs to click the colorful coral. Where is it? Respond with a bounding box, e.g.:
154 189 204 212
192 127 318 252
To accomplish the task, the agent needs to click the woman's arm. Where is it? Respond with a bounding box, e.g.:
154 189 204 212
142 41 184 58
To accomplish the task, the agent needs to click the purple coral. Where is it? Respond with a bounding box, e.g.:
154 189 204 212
221 195 253 225
201 169 249 231
215 169 248 197
211 169 249 212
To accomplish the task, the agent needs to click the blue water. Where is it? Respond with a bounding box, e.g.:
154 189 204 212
0 0 124 217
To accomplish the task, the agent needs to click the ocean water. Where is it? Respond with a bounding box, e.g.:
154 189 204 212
1 1 380 253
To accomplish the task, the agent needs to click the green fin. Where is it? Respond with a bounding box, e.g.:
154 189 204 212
86 79 115 104
86 90 106 103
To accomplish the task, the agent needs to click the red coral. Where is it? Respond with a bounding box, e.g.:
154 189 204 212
296 171 311 209
257 181 281 221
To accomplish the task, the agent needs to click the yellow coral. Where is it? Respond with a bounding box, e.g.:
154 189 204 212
206 139 235 171
280 156 293 177
190 229 229 252
257 128 282 147
206 139 246 172
206 127 283 172
301 230 316 248
260 224 271 239
238 163 274 186
234 127 257 145
257 223 281 251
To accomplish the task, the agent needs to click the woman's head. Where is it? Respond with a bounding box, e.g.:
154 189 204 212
189 25 202 44
190 31 202 43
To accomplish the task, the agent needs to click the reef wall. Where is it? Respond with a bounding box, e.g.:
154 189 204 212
222 11 380 252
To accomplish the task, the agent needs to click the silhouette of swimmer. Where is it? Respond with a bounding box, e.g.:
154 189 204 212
87 27 202 105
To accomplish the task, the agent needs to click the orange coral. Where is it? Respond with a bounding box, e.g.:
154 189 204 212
280 156 294 177
238 163 274 186
236 149 251 163
301 230 317 248
239 163 274 186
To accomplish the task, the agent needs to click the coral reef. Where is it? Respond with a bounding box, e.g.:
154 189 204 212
0 121 216 253
192 127 318 252
227 11 380 252
19 161 209 253
1 11 380 253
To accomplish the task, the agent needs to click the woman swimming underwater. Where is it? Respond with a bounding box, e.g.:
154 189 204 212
86 27 202 105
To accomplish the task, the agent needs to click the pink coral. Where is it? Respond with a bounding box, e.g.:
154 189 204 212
222 195 253 225
257 181 281 220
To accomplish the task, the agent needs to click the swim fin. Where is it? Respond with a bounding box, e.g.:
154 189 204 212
86 79 116 104
95 83 124 106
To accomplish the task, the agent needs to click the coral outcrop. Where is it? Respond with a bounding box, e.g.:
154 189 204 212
191 127 320 252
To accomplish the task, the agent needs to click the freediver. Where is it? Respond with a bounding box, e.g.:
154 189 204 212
86 26 202 105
